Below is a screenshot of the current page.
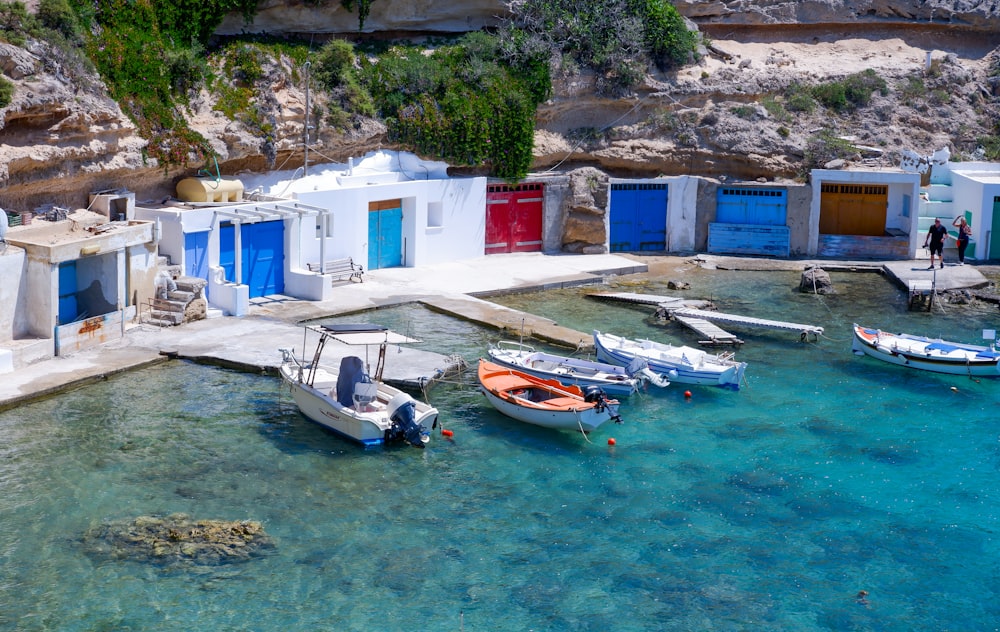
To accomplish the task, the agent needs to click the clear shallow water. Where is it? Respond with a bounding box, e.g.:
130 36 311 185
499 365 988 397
2 269 999 631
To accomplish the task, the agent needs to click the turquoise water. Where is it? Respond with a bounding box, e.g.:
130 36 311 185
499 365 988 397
2 268 999 631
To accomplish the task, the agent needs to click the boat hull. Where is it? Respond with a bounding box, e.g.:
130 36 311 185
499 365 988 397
280 364 439 447
593 331 746 390
487 344 640 396
478 359 620 432
851 324 1000 377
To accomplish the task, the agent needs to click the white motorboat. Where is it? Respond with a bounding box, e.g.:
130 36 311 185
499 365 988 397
486 340 671 396
851 323 1000 377
279 324 439 448
593 330 747 390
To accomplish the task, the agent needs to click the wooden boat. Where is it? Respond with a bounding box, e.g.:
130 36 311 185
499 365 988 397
593 330 747 390
851 324 1000 377
486 340 671 396
477 359 622 432
279 324 439 448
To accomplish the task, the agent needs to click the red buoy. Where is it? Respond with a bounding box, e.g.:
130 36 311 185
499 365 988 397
684 390 692 399
442 429 454 437
607 438 616 446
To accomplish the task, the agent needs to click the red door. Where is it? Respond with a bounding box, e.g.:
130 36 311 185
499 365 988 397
485 183 544 254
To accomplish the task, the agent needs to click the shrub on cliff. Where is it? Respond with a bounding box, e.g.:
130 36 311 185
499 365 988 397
0 75 13 107
498 0 698 96
65 0 259 168
360 32 547 180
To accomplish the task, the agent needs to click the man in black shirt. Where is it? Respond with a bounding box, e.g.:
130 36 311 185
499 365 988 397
923 217 948 269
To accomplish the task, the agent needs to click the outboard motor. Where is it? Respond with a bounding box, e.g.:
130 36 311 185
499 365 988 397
386 393 428 448
583 386 623 424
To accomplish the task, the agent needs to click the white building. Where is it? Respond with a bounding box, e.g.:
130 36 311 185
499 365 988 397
135 151 487 316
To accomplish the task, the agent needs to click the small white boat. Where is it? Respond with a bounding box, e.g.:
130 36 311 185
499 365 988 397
279 324 439 448
478 359 622 432
486 340 671 396
593 330 747 390
851 323 1000 377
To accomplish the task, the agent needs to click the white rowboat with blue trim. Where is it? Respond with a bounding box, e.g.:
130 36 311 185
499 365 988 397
593 330 747 390
851 324 1000 377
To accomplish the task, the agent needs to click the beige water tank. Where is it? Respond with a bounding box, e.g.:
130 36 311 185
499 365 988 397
176 178 244 203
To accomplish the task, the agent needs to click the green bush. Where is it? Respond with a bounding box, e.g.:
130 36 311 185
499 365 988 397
70 0 260 167
499 0 698 95
0 74 13 107
810 82 847 112
899 76 926 105
802 129 857 172
979 121 1000 160
340 0 374 30
360 34 545 180
842 69 887 106
762 95 789 122
37 0 80 42
0 1 34 45
783 83 815 113
313 39 355 91
811 70 887 112
637 0 698 70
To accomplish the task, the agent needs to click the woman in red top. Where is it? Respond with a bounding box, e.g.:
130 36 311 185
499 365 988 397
952 216 972 265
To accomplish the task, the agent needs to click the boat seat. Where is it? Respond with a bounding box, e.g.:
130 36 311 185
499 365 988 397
353 382 379 412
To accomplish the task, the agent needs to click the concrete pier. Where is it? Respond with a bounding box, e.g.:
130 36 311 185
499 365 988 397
0 253 642 409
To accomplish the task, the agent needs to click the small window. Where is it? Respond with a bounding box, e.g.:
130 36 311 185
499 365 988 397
428 201 443 229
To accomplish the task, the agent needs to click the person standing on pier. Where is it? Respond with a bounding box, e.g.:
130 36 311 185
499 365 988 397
952 216 972 265
924 218 948 269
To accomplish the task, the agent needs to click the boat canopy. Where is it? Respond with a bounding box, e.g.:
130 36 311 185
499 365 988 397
313 323 421 346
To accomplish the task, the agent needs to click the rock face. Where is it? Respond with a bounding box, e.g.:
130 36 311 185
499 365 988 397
1 1 999 217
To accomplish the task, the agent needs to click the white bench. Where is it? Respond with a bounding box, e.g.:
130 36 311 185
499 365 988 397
306 257 364 283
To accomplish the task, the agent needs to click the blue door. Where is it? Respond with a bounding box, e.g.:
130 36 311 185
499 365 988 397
368 200 403 270
184 231 209 279
609 183 668 252
218 221 284 298
219 223 236 282
242 221 284 297
710 188 790 256
58 261 78 325
716 188 787 225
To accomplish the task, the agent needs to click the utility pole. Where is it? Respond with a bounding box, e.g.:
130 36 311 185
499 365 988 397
303 61 310 176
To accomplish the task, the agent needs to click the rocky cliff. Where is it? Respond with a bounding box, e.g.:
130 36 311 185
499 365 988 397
1 1 998 213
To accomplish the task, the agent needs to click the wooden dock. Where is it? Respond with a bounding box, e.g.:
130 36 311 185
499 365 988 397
670 313 744 346
669 308 824 340
587 292 713 310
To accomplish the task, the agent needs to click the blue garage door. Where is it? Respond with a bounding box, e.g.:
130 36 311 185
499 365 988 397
219 221 285 298
609 183 668 252
184 231 209 279
716 188 787 225
709 188 790 257
368 200 403 270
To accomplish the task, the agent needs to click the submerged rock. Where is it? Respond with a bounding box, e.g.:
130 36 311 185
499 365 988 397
800 266 834 294
82 513 275 567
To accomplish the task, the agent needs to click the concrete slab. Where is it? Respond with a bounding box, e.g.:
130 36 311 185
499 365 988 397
883 261 990 291
0 252 644 410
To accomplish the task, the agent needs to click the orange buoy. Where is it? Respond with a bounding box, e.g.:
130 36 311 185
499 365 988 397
442 429 454 437
607 438 616 446
684 390 692 399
